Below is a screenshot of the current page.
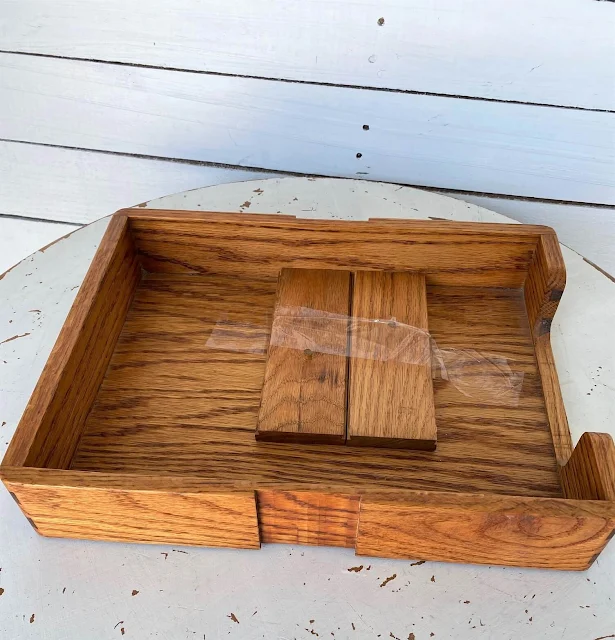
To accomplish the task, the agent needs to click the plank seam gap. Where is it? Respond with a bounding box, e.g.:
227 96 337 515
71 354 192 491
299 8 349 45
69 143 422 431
0 49 612 114
2 138 614 210
0 212 84 226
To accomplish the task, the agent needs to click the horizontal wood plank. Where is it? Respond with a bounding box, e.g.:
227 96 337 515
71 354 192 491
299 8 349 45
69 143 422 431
3 142 615 277
127 210 542 288
4 477 260 549
2 0 614 109
356 492 615 570
1 54 613 203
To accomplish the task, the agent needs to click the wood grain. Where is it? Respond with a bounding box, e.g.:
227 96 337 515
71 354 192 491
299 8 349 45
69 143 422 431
524 232 572 465
83 271 275 433
127 210 543 288
356 491 615 570
560 432 615 501
4 211 598 567
258 490 360 548
347 271 436 450
256 269 350 444
70 277 562 499
4 476 259 549
2 215 141 469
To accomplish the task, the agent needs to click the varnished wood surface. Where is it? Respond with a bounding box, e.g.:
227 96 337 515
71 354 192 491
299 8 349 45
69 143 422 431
7 211 611 568
4 467 614 568
348 271 436 450
256 269 350 444
83 271 276 433
356 491 615 570
70 276 562 498
258 490 360 548
560 432 615 501
524 232 572 465
2 216 141 469
4 477 260 549
125 210 546 288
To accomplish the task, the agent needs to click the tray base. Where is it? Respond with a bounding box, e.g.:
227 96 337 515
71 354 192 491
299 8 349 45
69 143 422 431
71 272 562 498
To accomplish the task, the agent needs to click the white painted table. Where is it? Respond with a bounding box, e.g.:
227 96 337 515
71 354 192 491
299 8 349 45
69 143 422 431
1 178 614 640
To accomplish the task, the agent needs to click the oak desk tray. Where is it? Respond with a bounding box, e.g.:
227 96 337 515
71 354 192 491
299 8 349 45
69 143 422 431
2 210 614 571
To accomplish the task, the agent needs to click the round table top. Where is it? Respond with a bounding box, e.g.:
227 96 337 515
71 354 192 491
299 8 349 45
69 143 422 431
1 177 614 639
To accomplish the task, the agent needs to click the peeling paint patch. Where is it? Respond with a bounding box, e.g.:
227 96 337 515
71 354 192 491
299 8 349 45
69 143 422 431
29 614 35 624
380 574 397 587
348 565 363 572
0 333 30 345
131 589 139 596
228 613 239 624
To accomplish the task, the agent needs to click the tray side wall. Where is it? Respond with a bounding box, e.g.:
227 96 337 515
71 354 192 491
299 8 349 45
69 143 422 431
3 468 614 570
257 490 360 548
524 234 615 507
2 470 260 549
355 492 615 571
1 215 141 469
524 232 572 465
560 432 615 501
125 210 543 288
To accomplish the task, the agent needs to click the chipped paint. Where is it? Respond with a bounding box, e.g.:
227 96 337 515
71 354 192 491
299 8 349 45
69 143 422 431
0 332 30 345
380 574 397 588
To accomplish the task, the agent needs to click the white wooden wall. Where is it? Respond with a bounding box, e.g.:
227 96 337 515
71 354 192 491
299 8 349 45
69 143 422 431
0 0 614 272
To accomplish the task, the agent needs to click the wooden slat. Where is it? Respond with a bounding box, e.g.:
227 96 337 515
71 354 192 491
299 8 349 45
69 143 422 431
3 0 614 110
524 232 572 465
1 54 614 204
127 211 542 288
2 215 141 469
257 490 360 548
356 491 615 570
347 271 436 450
4 476 260 549
256 269 350 444
560 432 615 501
0 141 274 225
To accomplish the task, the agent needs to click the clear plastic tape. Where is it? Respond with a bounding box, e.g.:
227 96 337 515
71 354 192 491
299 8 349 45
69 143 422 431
205 306 523 405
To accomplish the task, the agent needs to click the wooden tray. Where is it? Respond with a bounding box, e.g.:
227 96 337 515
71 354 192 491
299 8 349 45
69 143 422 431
2 209 614 570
